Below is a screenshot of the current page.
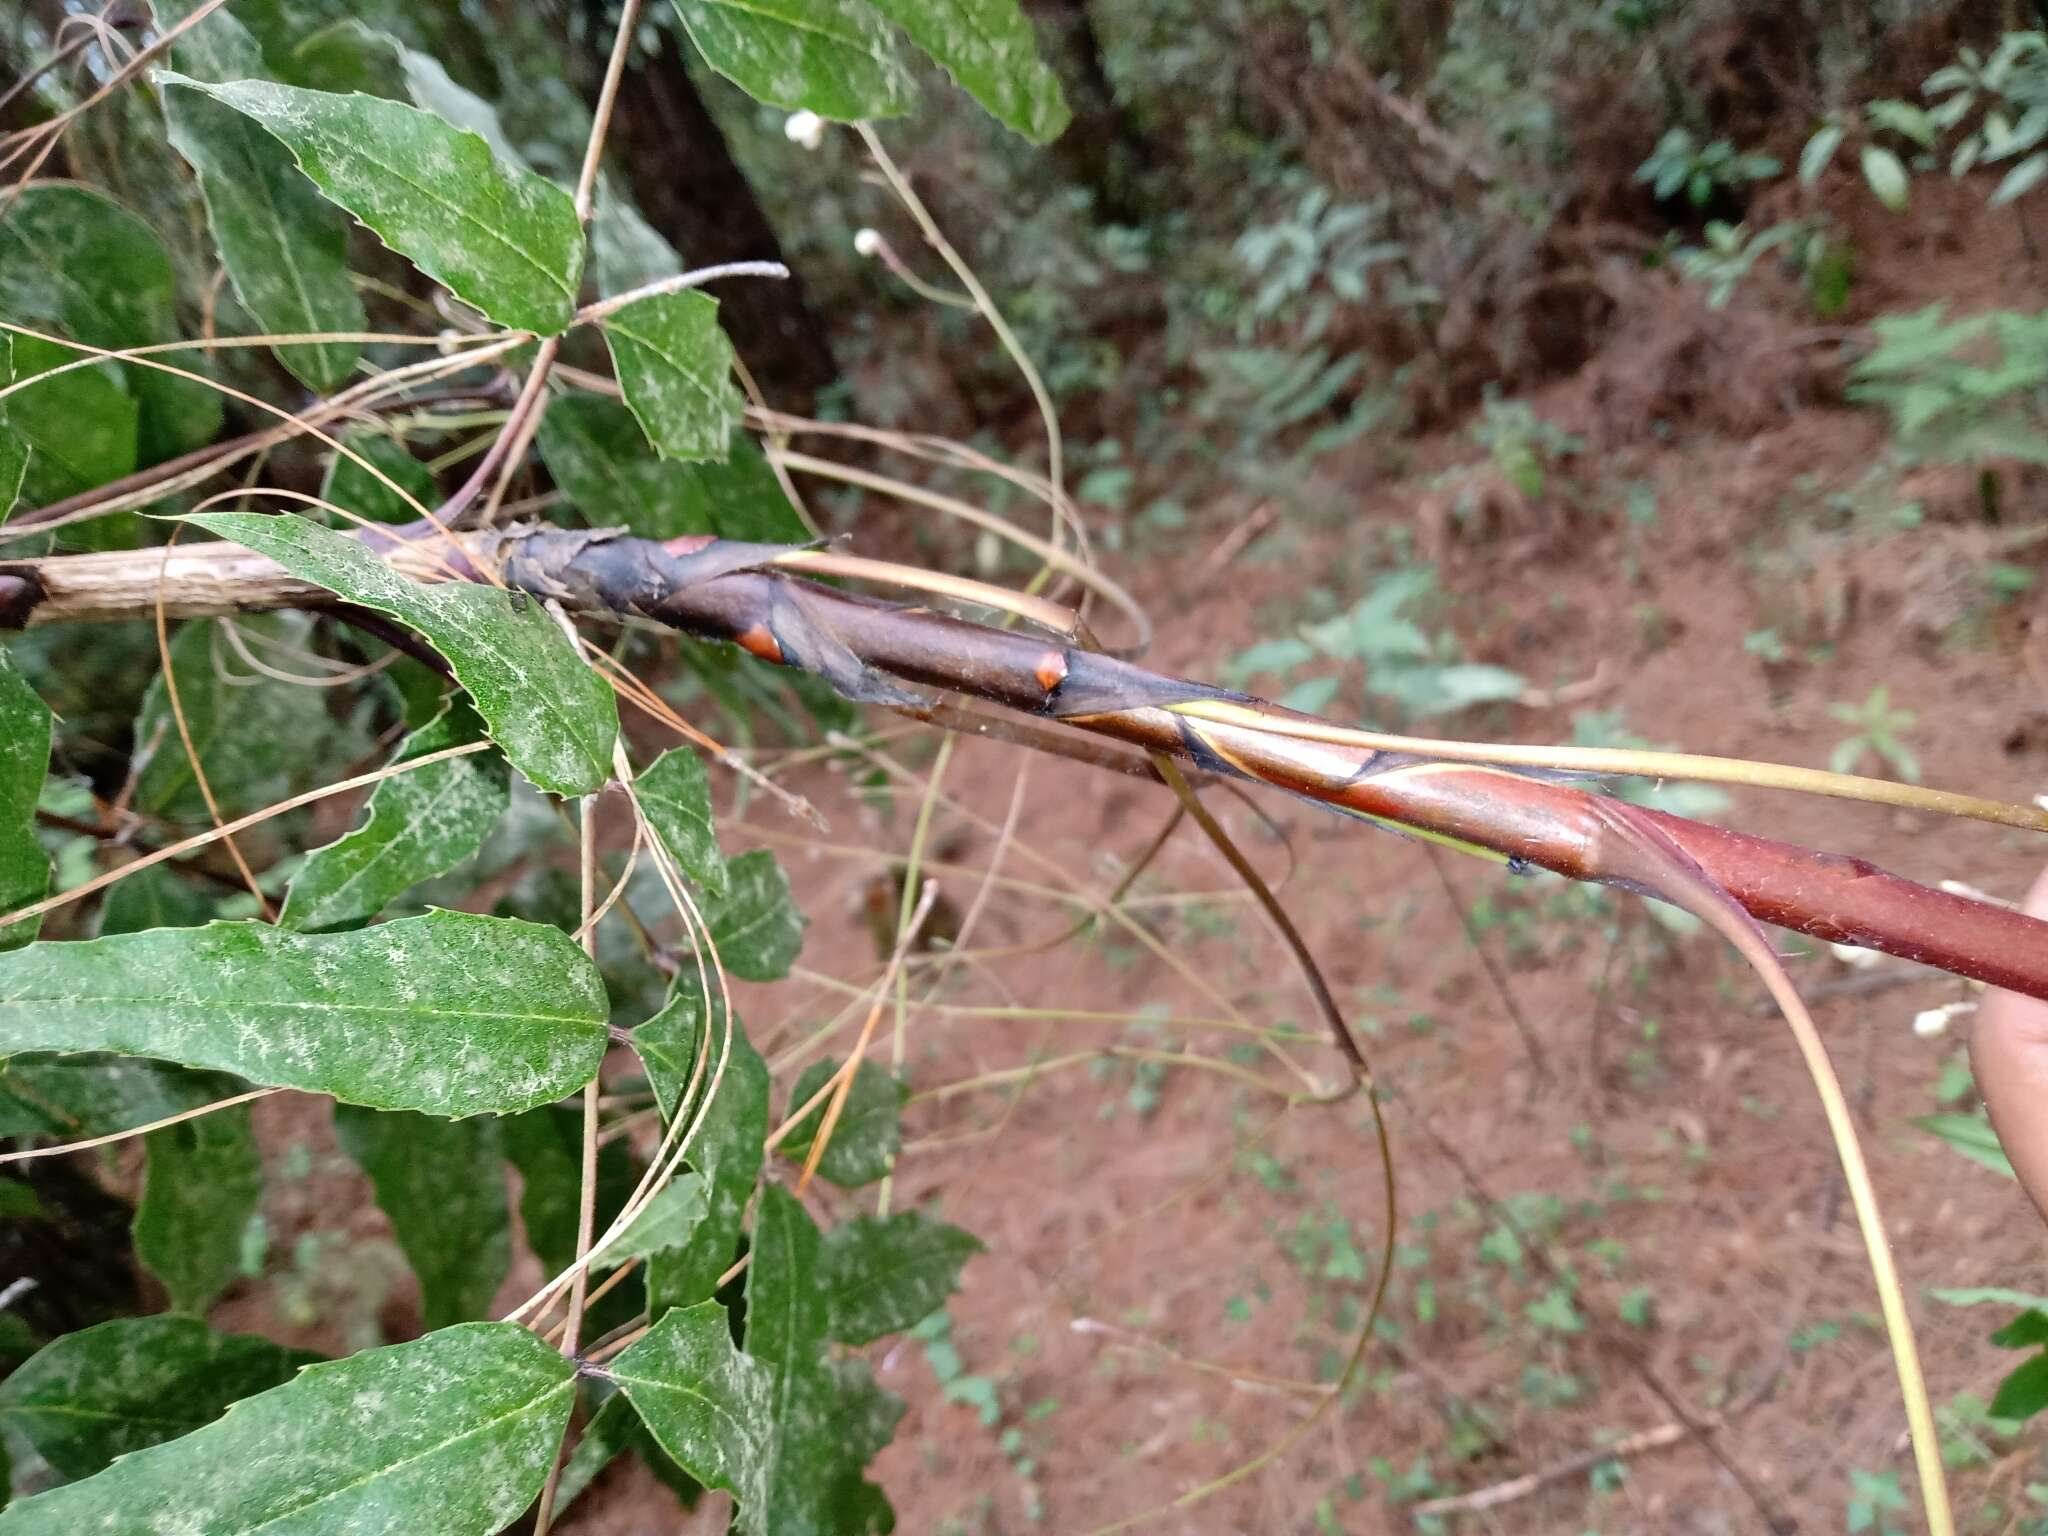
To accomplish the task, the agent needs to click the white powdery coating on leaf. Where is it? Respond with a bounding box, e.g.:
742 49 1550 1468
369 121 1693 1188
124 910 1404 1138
0 911 607 1116
671 0 915 121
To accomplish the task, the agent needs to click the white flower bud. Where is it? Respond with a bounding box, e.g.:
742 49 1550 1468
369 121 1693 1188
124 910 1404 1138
784 110 826 150
1829 942 1883 970
1911 1000 1976 1038
853 227 884 258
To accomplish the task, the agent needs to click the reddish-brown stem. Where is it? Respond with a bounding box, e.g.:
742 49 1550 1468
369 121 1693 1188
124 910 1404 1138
5 526 2045 1000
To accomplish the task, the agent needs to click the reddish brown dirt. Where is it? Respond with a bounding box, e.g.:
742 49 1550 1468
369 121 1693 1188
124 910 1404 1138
176 193 2048 1535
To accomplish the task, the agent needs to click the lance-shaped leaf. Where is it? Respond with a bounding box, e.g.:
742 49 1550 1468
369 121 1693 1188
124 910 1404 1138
135 1099 264 1314
159 76 584 333
280 702 509 932
335 1105 510 1329
670 0 915 121
320 425 438 525
186 512 618 796
742 1186 904 1534
591 1172 707 1272
602 290 743 461
0 183 221 466
699 848 805 981
0 1322 575 1535
0 910 608 1116
0 1317 314 1484
867 0 1070 142
779 1057 907 1187
159 12 364 393
132 617 341 825
636 747 727 895
0 649 50 951
609 1301 771 1508
820 1211 982 1345
636 975 769 1311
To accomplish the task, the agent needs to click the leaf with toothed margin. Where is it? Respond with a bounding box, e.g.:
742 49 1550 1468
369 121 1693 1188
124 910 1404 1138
279 701 509 932
0 1322 575 1536
602 290 744 462
0 647 50 951
637 973 769 1313
779 1057 906 1188
158 75 584 333
635 747 727 895
866 0 1070 142
670 0 915 122
698 848 805 981
0 1317 316 1485
158 6 364 392
820 1211 982 1345
183 512 617 796
0 910 609 1116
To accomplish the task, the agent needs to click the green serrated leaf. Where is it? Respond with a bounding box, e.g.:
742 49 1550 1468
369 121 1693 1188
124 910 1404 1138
160 75 584 333
593 1173 708 1272
636 748 727 895
610 1301 772 1506
0 910 608 1115
135 1099 263 1314
335 1105 510 1328
867 0 1069 141
280 702 508 932
185 512 618 796
0 650 50 952
0 183 221 468
636 974 769 1310
742 1186 903 1534
671 0 915 121
0 1322 575 1535
160 13 364 393
821 1211 982 1345
701 848 805 981
320 425 439 526
602 291 743 462
131 617 342 825
780 1058 906 1188
0 1317 313 1484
